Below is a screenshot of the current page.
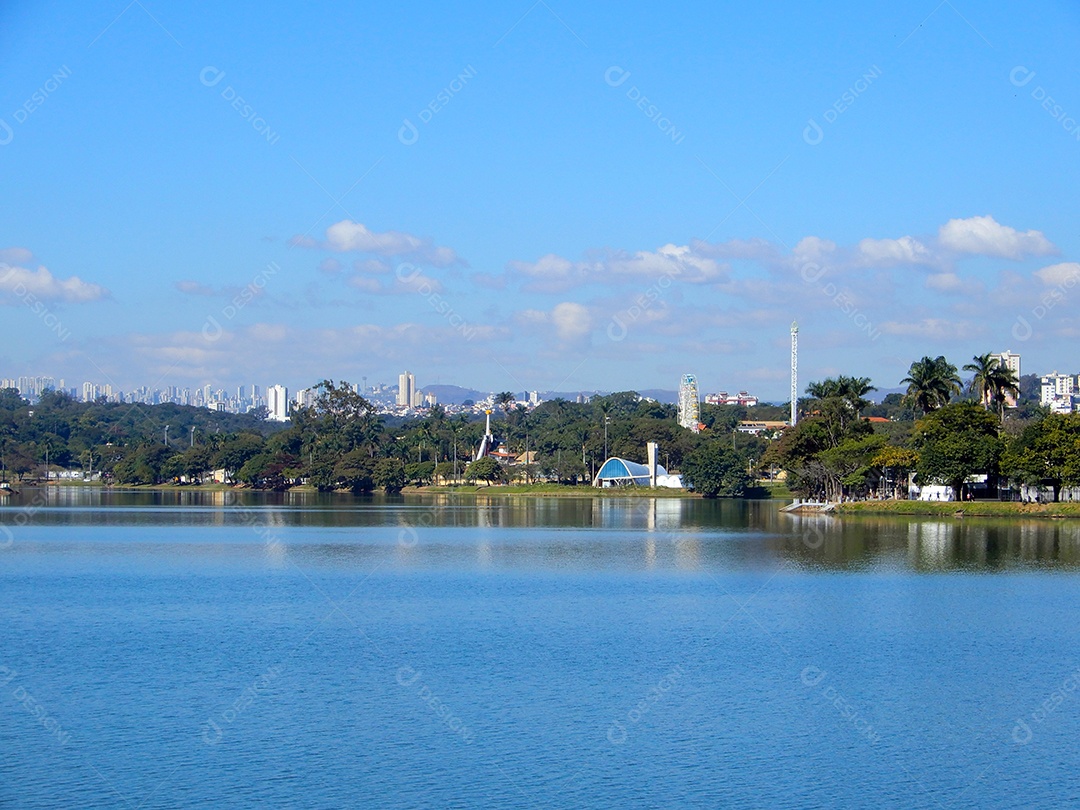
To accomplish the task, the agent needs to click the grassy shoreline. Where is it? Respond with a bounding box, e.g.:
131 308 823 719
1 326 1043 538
409 483 700 497
834 500 1080 518
6 481 797 500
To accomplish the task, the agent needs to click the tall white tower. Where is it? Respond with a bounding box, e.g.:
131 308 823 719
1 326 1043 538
790 321 798 426
677 374 701 432
397 371 415 407
267 384 289 422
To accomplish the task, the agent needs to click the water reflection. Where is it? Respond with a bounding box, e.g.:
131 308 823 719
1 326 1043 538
4 487 1080 572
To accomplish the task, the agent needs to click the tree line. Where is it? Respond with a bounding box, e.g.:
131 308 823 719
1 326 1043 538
768 354 1074 501
2 354 1067 501
0 382 774 496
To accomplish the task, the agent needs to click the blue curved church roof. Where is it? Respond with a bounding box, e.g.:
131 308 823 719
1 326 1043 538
595 457 668 481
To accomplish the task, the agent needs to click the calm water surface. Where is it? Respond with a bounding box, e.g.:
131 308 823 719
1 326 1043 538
2 488 1079 808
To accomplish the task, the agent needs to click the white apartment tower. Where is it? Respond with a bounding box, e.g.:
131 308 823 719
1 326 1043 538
267 384 289 421
398 371 416 407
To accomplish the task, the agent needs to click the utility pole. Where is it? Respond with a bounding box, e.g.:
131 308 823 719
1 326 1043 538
790 321 799 427
604 416 610 459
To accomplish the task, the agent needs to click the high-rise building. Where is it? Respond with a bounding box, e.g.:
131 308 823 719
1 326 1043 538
1040 372 1074 411
267 384 289 421
995 350 1021 407
397 371 415 407
677 374 701 431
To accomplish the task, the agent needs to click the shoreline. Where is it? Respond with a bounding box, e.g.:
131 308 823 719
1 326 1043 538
834 500 1080 519
4 481 795 500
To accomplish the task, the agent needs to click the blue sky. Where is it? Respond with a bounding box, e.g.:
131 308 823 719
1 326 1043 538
2 0 1080 400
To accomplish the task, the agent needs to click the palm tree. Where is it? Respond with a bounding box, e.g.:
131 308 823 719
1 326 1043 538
805 376 876 422
837 375 876 417
494 391 516 419
963 353 998 409
990 365 1020 421
901 356 961 415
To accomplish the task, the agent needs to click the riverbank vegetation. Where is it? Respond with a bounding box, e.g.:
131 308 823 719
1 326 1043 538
0 383 768 495
767 354 1072 503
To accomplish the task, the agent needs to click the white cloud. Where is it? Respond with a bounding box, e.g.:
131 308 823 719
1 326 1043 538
0 262 109 303
305 219 461 267
792 236 837 263
507 254 579 291
352 258 392 275
0 247 33 264
1034 262 1080 287
175 280 215 296
690 237 780 262
938 215 1056 260
507 244 727 292
515 302 592 343
551 301 591 341
856 235 934 267
925 272 964 292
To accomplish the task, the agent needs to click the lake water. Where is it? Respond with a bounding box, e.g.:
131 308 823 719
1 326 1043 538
2 488 1080 808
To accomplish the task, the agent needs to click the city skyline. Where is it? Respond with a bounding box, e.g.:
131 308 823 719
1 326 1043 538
8 345 1077 414
3 4 1080 400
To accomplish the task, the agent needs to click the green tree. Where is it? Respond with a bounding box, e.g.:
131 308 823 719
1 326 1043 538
871 445 919 499
434 461 456 484
902 356 961 415
333 449 375 493
913 402 1002 500
681 443 752 498
373 458 406 494
963 354 1021 420
1003 413 1080 502
405 461 435 486
465 456 505 485
963 353 999 409
494 392 516 420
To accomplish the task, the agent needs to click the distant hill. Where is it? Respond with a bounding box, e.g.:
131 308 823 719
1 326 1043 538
637 389 678 404
420 384 488 405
